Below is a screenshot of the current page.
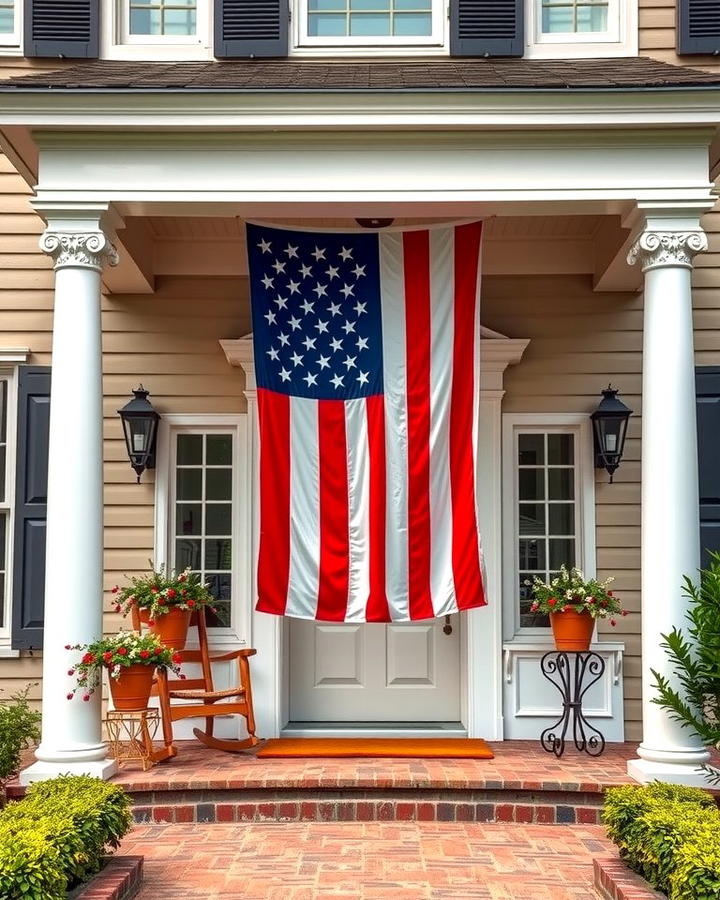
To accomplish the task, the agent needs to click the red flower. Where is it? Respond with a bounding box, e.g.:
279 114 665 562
600 598 608 607
181 589 187 596
157 597 166 606
180 674 187 680
139 650 150 659
547 597 557 607
117 647 128 656
167 589 177 599
530 602 539 612
81 652 95 665
154 647 163 655
608 590 614 597
103 651 113 663
610 619 617 626
178 574 186 583
151 587 159 594
172 652 182 664
621 609 629 617
210 607 217 615
64 644 72 650
111 586 119 594
67 669 74 676
114 604 122 613
82 694 90 702
148 619 156 626
66 693 73 700
187 599 196 608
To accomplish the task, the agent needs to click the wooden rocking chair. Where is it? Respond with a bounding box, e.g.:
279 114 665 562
131 606 259 760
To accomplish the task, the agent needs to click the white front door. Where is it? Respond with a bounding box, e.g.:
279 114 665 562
289 614 461 722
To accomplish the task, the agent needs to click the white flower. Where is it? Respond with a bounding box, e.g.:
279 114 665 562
565 590 573 599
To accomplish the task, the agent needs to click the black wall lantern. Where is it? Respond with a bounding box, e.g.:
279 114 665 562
118 386 160 483
591 385 632 483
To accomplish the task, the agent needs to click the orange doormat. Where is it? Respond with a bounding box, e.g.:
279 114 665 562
256 738 494 759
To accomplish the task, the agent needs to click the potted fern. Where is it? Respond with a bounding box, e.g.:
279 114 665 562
652 552 720 782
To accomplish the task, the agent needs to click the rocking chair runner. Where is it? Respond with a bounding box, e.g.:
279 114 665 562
131 606 259 760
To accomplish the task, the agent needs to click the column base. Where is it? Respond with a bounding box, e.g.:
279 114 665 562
20 756 118 786
628 757 713 788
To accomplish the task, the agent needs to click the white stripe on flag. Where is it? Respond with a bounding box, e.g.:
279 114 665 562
344 397 371 622
379 231 410 621
428 226 458 617
286 396 321 620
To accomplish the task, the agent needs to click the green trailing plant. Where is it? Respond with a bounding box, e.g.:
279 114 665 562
651 552 720 783
0 775 132 900
0 686 40 794
602 783 720 899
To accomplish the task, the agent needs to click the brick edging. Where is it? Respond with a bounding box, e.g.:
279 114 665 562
73 855 143 900
593 858 666 900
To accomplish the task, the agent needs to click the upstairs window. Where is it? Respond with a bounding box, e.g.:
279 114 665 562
525 0 635 57
108 0 210 55
540 0 608 34
298 0 444 46
128 0 198 37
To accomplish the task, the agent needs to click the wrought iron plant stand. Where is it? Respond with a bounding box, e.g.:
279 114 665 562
539 651 606 757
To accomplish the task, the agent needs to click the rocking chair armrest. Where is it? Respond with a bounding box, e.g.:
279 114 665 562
207 647 257 663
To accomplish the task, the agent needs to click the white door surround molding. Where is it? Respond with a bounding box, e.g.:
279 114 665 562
221 329 529 739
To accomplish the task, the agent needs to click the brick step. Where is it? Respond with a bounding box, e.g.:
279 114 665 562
128 786 604 825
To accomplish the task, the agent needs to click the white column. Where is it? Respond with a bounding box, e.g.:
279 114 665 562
21 216 119 784
627 221 711 785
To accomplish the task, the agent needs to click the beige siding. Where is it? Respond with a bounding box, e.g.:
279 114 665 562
640 0 720 70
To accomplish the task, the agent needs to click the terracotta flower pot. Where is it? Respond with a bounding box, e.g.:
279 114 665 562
549 608 595 652
109 663 155 711
137 608 151 625
149 606 191 650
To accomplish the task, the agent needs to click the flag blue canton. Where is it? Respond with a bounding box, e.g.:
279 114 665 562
248 224 384 400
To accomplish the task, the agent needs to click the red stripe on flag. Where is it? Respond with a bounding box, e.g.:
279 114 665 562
403 230 434 621
450 222 486 610
365 394 390 622
255 388 291 616
316 399 351 622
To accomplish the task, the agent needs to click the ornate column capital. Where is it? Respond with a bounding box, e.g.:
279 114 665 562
627 230 708 272
39 229 119 272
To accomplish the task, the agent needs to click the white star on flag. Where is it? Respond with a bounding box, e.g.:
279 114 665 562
272 259 286 274
304 372 318 387
267 347 279 361
326 265 339 280
331 373 345 389
311 246 326 261
302 336 317 350
289 315 302 331
261 274 274 289
339 247 353 261
279 367 291 382
300 299 315 315
313 283 328 298
274 296 288 310
340 284 355 298
357 371 369 385
300 263 313 279
290 351 304 367
288 280 300 295
257 238 271 254
342 320 356 334
284 244 299 259
356 336 369 351
315 319 329 334
352 264 366 278
327 301 342 317
264 310 277 325
354 301 367 316
330 337 343 353
317 355 330 370
343 355 357 370
278 332 290 346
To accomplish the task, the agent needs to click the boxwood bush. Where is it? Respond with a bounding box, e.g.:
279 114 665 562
603 782 720 899
0 775 132 899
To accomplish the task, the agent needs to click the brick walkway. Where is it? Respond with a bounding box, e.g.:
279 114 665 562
122 821 615 899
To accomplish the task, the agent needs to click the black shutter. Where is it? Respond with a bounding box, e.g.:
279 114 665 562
677 0 720 54
11 367 50 651
696 367 720 567
214 0 289 58
24 0 99 59
450 0 523 57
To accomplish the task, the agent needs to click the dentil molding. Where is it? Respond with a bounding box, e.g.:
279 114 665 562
39 230 119 271
627 230 708 272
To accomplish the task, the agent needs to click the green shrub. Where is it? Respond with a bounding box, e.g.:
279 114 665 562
0 687 41 787
0 775 132 900
603 783 720 898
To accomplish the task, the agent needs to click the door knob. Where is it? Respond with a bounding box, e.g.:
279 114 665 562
443 615 453 635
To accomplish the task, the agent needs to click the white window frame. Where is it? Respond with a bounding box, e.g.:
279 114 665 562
0 364 22 657
154 413 251 649
294 0 447 54
0 0 22 55
524 0 637 58
502 413 596 643
103 0 212 60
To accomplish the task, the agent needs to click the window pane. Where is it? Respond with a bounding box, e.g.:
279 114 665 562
394 13 432 34
205 539 232 570
177 468 202 501
519 503 545 536
0 7 12 33
577 3 607 30
309 0 345 8
176 503 201 535
548 468 574 500
164 7 196 34
308 13 347 34
350 13 391 34
206 434 232 465
549 538 575 570
130 7 161 34
519 469 544 501
518 433 544 465
176 538 201 569
548 433 574 465
350 0 390 8
519 575 549 628
206 575 232 628
206 469 232 501
395 0 431 8
519 538 545 570
177 433 202 465
206 504 232 536
549 503 575 535
542 5 574 31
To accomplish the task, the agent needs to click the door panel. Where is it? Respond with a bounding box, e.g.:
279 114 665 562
289 615 461 722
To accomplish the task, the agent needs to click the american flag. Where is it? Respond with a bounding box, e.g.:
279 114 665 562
247 221 486 623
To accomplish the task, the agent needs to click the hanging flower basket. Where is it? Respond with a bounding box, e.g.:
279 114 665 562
110 565 217 651
108 663 156 711
65 630 182 708
549 608 596 652
149 606 192 651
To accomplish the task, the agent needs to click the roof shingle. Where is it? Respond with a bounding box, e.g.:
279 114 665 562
2 57 720 92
